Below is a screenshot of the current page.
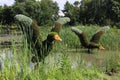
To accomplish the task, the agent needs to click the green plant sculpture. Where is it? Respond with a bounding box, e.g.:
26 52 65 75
71 26 110 53
14 14 70 66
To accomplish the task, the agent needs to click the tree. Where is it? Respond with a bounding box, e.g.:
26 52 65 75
0 6 2 11
110 0 120 28
79 0 98 24
12 2 28 15
39 0 59 26
108 0 120 22
15 0 35 3
13 0 59 26
63 1 80 25
74 1 80 7
0 0 59 26
0 6 15 25
0 6 3 23
79 0 120 27
15 0 26 3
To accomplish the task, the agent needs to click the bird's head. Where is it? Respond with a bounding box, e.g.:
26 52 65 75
47 32 62 42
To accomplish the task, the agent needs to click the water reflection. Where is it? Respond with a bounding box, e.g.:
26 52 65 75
0 49 9 71
0 49 80 73
0 48 107 74
0 49 19 73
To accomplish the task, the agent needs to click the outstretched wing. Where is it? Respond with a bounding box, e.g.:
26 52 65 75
14 14 42 46
90 26 110 43
14 14 32 34
71 27 89 47
51 22 62 34
51 17 70 34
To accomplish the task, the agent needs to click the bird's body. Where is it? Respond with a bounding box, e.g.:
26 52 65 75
14 14 70 64
31 32 61 62
71 26 110 53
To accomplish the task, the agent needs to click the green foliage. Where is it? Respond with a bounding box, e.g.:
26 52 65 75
106 52 120 73
0 6 2 18
0 0 59 26
12 2 28 15
61 25 120 50
62 0 120 27
39 0 59 26
15 0 28 3
63 1 80 25
0 0 119 27
0 25 120 79
60 27 80 48
0 6 15 25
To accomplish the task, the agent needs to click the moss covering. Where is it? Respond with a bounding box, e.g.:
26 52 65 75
71 26 110 53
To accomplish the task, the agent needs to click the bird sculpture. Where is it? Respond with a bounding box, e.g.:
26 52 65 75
14 14 70 64
71 26 110 53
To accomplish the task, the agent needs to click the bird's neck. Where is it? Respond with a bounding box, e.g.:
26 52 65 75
43 39 54 46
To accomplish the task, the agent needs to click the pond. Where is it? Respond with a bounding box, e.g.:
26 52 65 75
0 47 112 72
0 34 120 80
0 42 120 80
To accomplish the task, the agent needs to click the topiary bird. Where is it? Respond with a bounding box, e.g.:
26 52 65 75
71 26 110 53
14 14 70 64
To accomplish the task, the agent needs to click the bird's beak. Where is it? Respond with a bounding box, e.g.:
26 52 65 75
54 35 62 41
99 45 105 50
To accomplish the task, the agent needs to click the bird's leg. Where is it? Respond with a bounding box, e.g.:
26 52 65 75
42 59 45 64
76 46 78 52
87 49 91 54
34 62 39 69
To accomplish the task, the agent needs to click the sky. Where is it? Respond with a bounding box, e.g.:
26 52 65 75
0 0 81 16
0 0 15 6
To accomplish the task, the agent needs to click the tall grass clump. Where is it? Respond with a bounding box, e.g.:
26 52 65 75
101 28 120 50
105 50 120 74
60 27 80 49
